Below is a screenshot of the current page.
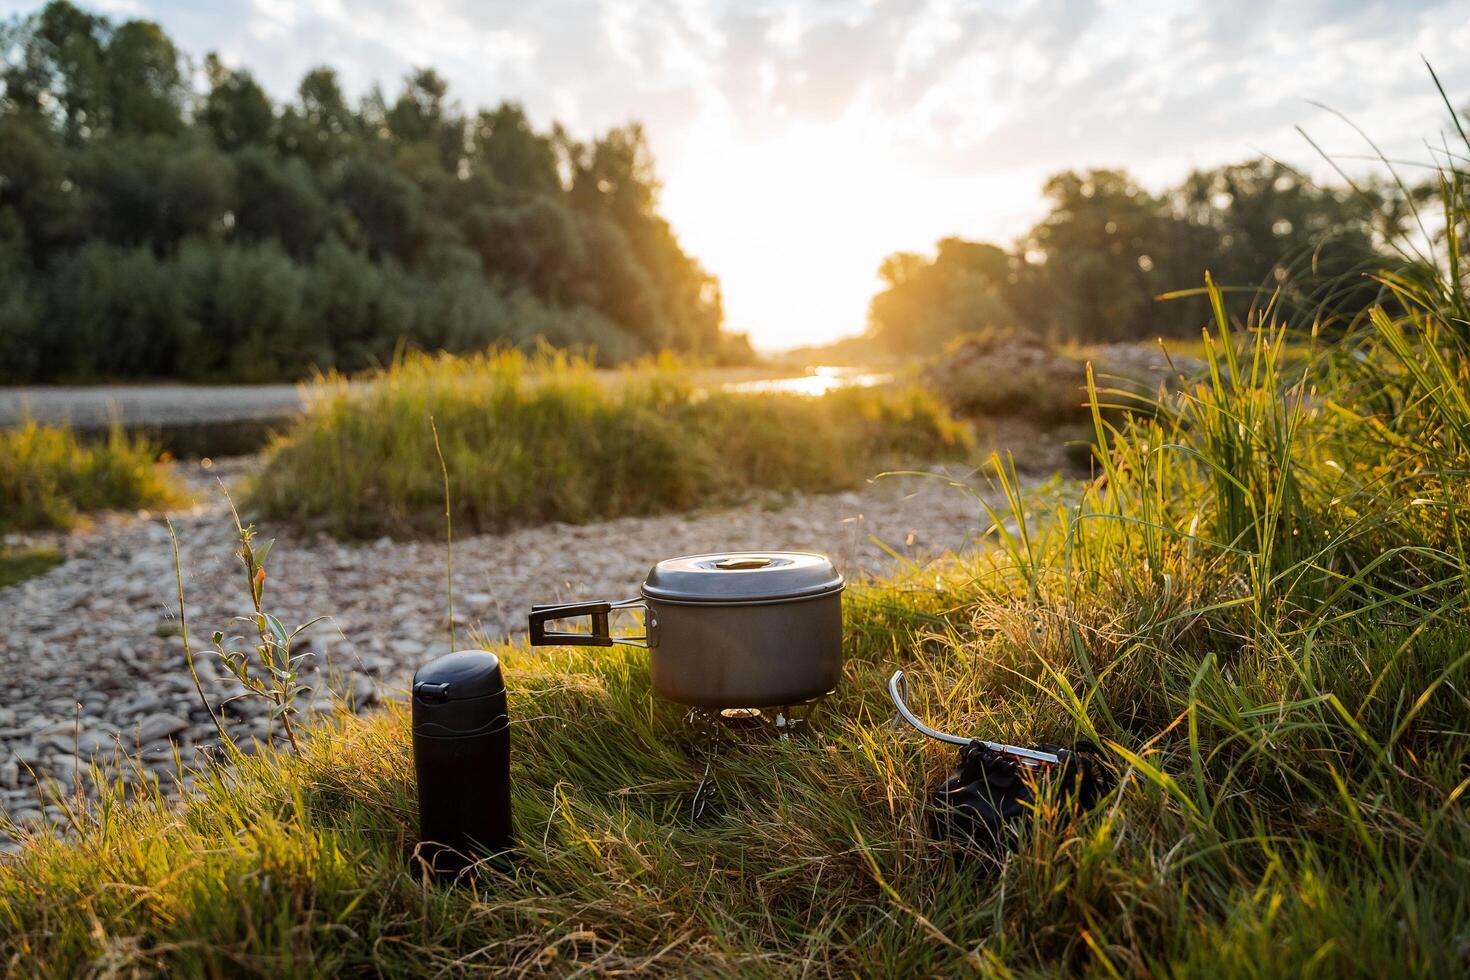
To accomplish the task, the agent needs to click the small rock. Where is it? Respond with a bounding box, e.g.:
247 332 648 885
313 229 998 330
160 672 198 692
46 755 78 784
344 674 377 711
388 638 426 659
11 744 44 767
76 729 121 756
358 654 394 674
122 691 164 715
133 712 189 743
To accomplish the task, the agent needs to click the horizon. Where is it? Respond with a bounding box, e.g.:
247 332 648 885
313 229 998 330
4 0 1469 350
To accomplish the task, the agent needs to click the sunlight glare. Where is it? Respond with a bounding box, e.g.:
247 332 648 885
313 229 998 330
662 112 1040 351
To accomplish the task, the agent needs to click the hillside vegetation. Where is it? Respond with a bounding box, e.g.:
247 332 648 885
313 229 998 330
0 2 748 383
250 351 971 537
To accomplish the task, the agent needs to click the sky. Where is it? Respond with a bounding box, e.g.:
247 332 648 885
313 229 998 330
7 0 1470 350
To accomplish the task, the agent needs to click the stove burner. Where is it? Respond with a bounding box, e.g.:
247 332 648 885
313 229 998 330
684 703 819 821
718 707 763 724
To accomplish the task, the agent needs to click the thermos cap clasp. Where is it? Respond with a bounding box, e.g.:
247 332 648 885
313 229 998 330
414 681 451 703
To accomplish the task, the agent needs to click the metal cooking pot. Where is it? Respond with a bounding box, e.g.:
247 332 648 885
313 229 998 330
528 552 844 709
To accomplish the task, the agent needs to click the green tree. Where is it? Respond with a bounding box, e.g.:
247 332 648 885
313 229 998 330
0 1 741 382
230 146 333 258
1168 160 1384 325
78 136 233 247
470 102 558 195
1022 170 1165 342
278 67 357 168
6 0 108 142
0 206 42 380
0 114 84 260
869 239 1019 353
47 241 193 378
101 19 184 137
333 154 424 263
201 54 274 151
386 68 462 172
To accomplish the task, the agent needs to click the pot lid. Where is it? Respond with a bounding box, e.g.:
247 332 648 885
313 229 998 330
641 552 844 603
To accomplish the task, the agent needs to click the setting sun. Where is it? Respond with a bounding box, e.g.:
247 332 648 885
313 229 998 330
664 113 1040 349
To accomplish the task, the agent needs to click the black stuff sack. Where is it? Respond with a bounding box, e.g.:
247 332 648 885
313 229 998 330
889 670 1115 851
929 739 1113 851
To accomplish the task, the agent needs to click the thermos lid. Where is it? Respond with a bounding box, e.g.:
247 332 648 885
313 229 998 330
412 650 508 737
413 649 506 703
641 552 844 604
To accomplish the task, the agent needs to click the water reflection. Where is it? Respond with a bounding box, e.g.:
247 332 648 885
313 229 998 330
720 366 892 397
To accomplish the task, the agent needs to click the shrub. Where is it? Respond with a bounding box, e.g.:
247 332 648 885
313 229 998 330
0 420 180 531
45 242 194 379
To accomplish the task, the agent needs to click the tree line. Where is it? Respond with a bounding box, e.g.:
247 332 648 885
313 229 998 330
869 162 1415 352
0 1 750 383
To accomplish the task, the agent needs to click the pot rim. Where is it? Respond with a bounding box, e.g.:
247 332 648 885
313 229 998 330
640 583 845 608
641 551 844 604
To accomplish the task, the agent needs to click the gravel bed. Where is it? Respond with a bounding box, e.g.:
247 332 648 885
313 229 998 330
0 457 1018 839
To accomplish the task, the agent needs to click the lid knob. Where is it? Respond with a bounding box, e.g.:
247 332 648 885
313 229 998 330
712 557 774 570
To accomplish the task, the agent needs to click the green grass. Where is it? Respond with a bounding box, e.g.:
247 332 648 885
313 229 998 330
0 420 180 532
0 547 62 587
250 350 972 537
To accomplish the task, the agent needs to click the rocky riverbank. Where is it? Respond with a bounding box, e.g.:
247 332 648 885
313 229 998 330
0 455 1024 840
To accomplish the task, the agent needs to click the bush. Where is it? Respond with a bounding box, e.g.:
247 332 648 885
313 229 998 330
175 238 310 380
46 241 194 379
0 276 44 384
0 420 180 531
249 350 971 536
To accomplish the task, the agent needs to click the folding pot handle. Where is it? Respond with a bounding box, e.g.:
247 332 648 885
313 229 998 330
528 599 656 648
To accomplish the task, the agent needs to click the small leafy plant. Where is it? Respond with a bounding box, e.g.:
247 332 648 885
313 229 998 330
209 501 325 756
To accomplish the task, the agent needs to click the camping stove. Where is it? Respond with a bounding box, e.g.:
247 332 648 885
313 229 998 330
683 702 819 820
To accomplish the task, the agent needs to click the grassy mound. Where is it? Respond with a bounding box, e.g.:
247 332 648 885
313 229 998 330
922 327 1086 422
0 421 180 533
250 351 972 537
5 249 1470 974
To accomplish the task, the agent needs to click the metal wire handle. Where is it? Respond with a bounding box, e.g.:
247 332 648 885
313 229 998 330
887 670 1061 767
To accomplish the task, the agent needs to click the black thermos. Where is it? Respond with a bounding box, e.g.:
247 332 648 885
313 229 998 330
411 650 512 873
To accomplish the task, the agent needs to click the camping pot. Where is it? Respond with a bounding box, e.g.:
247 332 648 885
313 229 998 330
528 552 844 709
